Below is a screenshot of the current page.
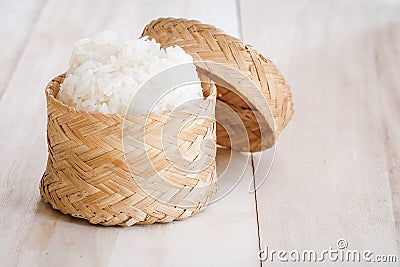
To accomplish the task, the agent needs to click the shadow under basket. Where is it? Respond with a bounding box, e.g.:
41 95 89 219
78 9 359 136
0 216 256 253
40 74 217 226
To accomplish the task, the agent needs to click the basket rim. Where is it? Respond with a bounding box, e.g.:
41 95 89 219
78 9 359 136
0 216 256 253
46 73 216 120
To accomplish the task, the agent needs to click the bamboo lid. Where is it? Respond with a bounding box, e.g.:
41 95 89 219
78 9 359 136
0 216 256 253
142 17 294 152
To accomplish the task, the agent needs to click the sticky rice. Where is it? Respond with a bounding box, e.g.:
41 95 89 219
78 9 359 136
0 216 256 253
57 30 203 115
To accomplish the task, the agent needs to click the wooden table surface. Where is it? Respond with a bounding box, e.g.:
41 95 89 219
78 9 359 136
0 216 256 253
0 0 399 266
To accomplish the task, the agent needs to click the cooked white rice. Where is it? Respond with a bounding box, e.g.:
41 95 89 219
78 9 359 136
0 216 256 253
57 30 203 115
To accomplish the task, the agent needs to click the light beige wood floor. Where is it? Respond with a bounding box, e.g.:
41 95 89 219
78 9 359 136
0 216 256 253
0 0 399 266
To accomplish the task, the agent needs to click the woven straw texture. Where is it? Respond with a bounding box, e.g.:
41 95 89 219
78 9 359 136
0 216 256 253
141 17 294 151
40 74 217 226
40 18 294 226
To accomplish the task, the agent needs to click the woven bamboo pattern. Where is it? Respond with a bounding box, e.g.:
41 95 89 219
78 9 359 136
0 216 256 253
40 18 294 226
141 17 294 151
40 74 217 226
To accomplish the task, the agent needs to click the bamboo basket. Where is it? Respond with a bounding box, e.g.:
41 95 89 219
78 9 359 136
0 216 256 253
142 17 294 152
40 17 293 226
40 74 217 226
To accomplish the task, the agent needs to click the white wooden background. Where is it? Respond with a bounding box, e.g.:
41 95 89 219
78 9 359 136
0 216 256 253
0 0 399 266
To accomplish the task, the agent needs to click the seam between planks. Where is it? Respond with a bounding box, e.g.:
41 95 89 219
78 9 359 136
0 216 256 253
236 0 262 265
235 0 244 39
251 155 263 267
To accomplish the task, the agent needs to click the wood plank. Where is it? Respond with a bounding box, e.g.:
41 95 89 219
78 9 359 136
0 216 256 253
241 0 400 265
0 0 260 266
14 150 259 267
107 149 258 267
0 0 45 97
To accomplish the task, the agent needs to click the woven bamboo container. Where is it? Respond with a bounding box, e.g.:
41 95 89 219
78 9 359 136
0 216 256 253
40 18 293 226
141 17 294 152
40 74 217 226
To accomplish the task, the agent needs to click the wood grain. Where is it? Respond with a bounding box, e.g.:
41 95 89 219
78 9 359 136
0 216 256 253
241 0 400 265
0 0 45 97
0 0 260 266
2 0 398 266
